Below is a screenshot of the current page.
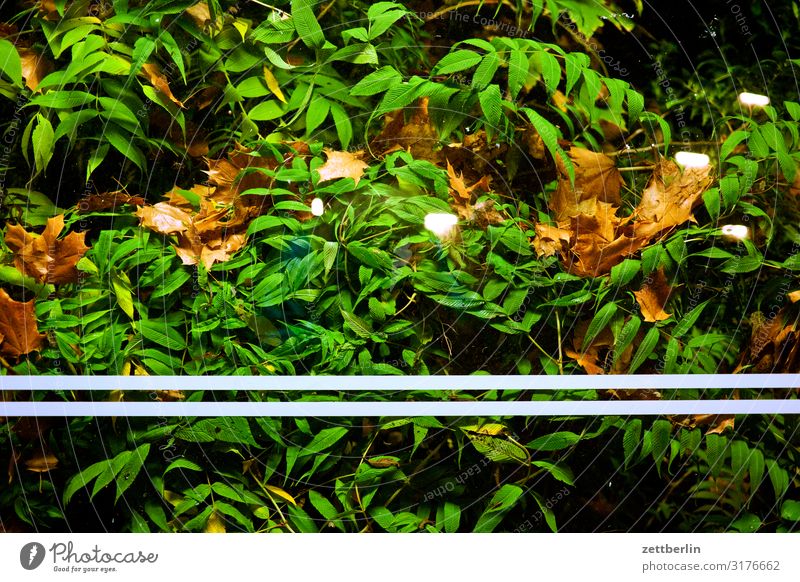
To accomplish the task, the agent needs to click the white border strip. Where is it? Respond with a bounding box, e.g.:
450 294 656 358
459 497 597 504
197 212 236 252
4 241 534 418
1 400 798 416
1 374 799 391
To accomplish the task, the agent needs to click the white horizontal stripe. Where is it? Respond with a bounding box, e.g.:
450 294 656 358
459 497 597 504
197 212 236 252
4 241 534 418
0 400 797 417
1 374 798 391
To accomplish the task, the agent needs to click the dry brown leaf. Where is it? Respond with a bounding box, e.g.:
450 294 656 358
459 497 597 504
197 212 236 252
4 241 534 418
18 48 52 92
551 147 623 222
24 450 58 473
633 160 712 240
633 268 673 322
136 203 192 235
533 223 571 258
4 215 89 284
141 63 184 108
316 149 369 186
565 348 605 375
370 97 441 163
76 191 145 213
790 290 800 303
705 415 735 435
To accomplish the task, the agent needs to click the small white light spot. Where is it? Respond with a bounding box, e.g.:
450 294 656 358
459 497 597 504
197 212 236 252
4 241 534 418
738 92 770 107
311 197 324 216
424 213 458 238
675 151 710 168
721 224 750 241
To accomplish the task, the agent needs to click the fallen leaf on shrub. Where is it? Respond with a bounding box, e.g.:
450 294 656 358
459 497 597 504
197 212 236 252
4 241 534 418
141 63 184 108
371 97 441 162
366 457 400 468
563 204 642 277
18 48 52 91
316 149 369 186
24 450 58 473
550 147 623 221
136 203 192 235
4 215 89 284
534 223 571 257
445 160 500 224
77 192 145 213
634 268 673 322
633 160 712 240
705 415 735 435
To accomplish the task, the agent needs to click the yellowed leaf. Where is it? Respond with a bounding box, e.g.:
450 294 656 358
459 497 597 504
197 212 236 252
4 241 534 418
141 63 184 108
205 510 226 533
264 484 297 506
263 65 286 103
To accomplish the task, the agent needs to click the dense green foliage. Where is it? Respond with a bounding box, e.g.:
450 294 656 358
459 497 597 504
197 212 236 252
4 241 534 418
1 0 800 533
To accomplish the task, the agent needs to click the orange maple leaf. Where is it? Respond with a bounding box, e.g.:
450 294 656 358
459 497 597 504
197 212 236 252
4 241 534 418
316 149 369 186
633 268 674 322
4 215 89 284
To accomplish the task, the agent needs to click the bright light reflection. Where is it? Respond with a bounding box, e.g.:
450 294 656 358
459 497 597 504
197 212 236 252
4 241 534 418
675 151 710 168
311 197 324 216
424 213 458 238
721 224 750 241
738 92 770 107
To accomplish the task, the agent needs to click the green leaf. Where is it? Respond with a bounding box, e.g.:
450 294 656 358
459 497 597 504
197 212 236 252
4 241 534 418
249 100 287 121
175 418 258 446
767 459 789 501
433 50 482 75
63 460 107 504
308 490 344 531
32 114 55 175
299 427 348 457
749 447 765 496
507 50 528 99
582 302 618 350
473 484 523 532
610 259 641 287
623 419 642 468
471 51 500 90
479 84 502 136
629 326 659 373
351 66 402 96
137 319 186 351
650 420 672 473
287 504 318 532
626 89 644 125
780 500 800 522
531 460 574 485
291 0 325 48
0 38 23 87
527 431 581 452
614 315 641 367
115 444 150 502
671 300 709 339
442 501 461 533
539 51 561 94
329 102 352 149
730 513 761 533
305 96 331 135
111 270 135 319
